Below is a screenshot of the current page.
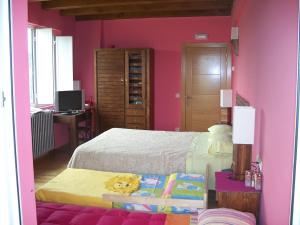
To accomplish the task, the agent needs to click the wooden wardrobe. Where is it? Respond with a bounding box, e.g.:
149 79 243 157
94 48 153 133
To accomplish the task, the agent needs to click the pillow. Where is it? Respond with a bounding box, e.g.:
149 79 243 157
197 208 256 225
207 133 233 155
208 124 232 135
209 133 232 142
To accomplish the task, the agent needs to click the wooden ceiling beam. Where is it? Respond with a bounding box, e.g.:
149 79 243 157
75 9 231 20
42 0 233 10
29 0 50 2
61 2 232 16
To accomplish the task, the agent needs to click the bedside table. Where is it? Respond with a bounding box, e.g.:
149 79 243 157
215 172 260 218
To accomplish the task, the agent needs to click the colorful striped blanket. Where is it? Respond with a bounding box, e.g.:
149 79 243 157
114 173 206 214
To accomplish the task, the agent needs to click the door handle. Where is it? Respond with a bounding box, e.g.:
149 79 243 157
185 96 192 107
1 91 6 108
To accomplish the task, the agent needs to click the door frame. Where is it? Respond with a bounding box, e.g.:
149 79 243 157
180 43 232 131
290 2 300 223
0 0 22 223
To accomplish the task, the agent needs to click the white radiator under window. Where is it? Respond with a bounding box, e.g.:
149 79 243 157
30 110 54 158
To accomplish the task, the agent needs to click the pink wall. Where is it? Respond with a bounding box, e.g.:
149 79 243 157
232 0 298 224
74 21 102 101
28 2 75 36
76 17 231 130
12 0 37 224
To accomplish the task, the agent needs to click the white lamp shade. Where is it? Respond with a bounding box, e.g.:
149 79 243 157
73 80 81 90
220 89 232 107
232 106 256 144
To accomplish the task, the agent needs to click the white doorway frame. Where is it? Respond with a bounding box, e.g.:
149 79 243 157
0 0 22 224
291 2 300 224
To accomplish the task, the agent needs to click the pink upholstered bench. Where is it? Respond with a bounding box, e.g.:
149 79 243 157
36 201 167 225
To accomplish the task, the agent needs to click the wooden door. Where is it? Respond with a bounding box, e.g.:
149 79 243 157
181 44 231 131
95 49 125 132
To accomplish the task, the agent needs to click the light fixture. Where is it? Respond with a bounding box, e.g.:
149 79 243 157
232 106 256 180
194 33 208 40
220 89 232 108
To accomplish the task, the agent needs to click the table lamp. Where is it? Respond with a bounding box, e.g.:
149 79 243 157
220 89 232 124
232 106 256 180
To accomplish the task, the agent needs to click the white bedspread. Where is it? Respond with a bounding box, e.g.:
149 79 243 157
68 128 199 175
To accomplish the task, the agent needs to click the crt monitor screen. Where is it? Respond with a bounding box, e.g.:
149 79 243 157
55 90 84 112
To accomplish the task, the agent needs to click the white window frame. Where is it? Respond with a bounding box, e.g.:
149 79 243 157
0 0 22 224
35 28 55 105
56 36 73 91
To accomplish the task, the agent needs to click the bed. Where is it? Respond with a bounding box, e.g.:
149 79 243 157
35 168 208 213
68 128 233 189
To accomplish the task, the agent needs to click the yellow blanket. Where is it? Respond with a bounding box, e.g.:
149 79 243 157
35 168 137 208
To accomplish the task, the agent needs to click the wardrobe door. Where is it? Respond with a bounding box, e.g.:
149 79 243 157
95 49 125 132
124 49 153 130
125 50 146 129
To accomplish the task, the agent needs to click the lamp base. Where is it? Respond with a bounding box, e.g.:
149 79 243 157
232 144 252 180
220 108 232 124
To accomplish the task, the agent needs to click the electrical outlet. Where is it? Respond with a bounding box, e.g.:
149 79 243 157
175 93 180 98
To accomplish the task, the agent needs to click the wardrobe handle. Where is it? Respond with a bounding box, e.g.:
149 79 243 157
121 78 124 82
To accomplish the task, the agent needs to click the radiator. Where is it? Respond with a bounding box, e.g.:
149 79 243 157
31 110 54 159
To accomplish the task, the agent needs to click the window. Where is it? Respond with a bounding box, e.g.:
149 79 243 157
28 27 73 106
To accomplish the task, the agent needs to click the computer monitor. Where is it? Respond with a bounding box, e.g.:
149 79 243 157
55 90 85 112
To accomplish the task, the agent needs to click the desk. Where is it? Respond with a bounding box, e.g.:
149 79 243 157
53 110 93 151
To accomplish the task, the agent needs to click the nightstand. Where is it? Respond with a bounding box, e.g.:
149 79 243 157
215 172 260 218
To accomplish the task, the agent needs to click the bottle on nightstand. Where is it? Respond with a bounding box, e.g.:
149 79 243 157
254 172 262 190
245 170 251 187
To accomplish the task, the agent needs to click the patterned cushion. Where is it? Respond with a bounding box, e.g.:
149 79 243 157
197 208 256 225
